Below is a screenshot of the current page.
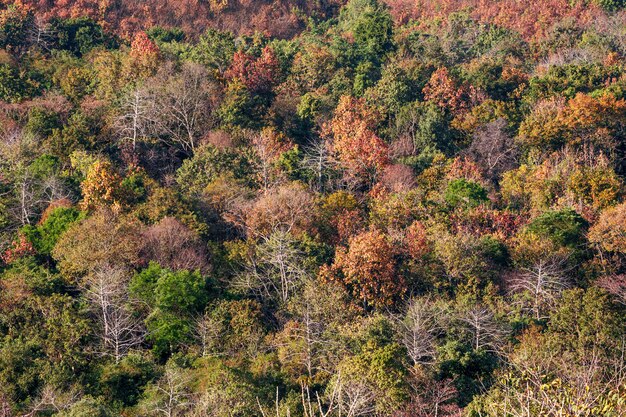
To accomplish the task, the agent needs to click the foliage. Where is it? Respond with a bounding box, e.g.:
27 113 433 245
0 1 625 415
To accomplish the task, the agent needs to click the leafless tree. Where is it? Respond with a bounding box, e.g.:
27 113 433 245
334 376 377 417
193 312 222 357
140 217 211 274
115 87 156 151
83 265 145 363
399 378 461 417
150 63 220 155
233 231 310 304
395 298 440 366
27 16 54 52
596 274 626 306
143 367 194 417
467 118 519 181
508 253 572 320
458 307 508 353
302 138 336 192
19 385 82 417
301 382 340 417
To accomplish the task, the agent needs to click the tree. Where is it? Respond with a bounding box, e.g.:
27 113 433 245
140 217 211 275
79 160 122 211
466 118 518 180
526 208 588 249
589 202 626 255
0 2 35 57
224 46 280 95
326 96 389 186
508 234 574 320
130 263 209 358
140 366 194 417
250 127 294 192
233 231 310 304
322 229 403 309
457 307 507 353
150 63 220 154
423 67 469 114
114 87 156 152
82 265 145 362
444 179 488 209
236 183 315 239
396 297 439 366
52 209 142 280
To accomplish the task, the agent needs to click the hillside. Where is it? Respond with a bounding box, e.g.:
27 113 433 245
1 0 626 416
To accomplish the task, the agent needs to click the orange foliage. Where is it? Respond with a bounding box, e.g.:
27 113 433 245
404 220 431 259
423 67 469 114
130 30 159 58
6 0 337 38
326 96 389 184
322 229 404 309
80 160 122 211
386 0 601 41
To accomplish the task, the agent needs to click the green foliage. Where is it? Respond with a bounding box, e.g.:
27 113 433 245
146 26 186 43
0 63 42 102
526 208 588 248
25 107 62 138
21 207 84 255
49 17 118 56
131 263 210 358
187 28 236 71
1 1 626 415
98 354 157 407
445 179 489 208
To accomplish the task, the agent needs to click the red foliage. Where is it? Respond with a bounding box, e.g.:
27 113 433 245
6 0 340 38
2 232 35 264
225 46 280 94
449 206 522 240
335 208 365 244
596 274 626 306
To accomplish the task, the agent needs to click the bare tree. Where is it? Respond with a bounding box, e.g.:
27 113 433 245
467 118 519 181
140 217 211 274
142 367 194 417
396 298 440 366
508 253 572 320
302 138 336 192
233 231 310 304
399 378 461 417
150 63 219 155
458 307 508 353
115 87 156 151
596 274 626 306
19 385 82 417
83 265 145 363
301 382 340 417
193 312 222 357
334 376 377 417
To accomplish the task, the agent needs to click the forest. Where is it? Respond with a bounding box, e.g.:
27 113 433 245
1 0 626 415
